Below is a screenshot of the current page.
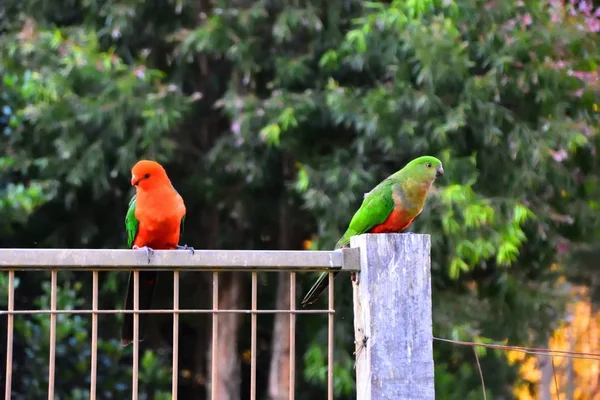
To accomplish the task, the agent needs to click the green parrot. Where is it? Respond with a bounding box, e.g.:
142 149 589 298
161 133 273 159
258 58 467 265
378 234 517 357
301 155 444 307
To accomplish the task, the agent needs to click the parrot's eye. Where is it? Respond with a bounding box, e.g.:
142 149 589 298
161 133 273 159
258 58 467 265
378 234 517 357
426 163 432 168
144 173 151 179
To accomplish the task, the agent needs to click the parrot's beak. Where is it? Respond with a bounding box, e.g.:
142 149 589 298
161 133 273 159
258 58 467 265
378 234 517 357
436 166 444 178
131 174 138 186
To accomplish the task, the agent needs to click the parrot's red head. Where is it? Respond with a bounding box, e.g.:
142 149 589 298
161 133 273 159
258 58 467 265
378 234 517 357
131 160 170 190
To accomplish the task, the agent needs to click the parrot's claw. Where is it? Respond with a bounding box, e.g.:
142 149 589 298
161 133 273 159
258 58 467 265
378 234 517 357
177 244 195 255
133 245 154 264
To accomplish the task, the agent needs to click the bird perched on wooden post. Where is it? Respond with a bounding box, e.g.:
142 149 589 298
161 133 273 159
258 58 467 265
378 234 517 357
301 155 444 307
121 160 193 346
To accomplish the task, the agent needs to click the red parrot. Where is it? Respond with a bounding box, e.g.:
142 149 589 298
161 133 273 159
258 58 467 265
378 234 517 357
120 160 193 346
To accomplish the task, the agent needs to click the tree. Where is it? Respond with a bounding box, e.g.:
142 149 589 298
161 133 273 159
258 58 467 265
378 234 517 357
1 0 600 398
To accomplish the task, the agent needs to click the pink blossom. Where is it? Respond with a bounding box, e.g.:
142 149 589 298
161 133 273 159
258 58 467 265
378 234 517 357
134 66 145 79
550 149 568 162
231 121 241 134
556 240 569 255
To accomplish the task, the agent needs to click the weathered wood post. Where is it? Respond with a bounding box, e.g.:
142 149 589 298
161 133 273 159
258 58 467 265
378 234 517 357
351 233 434 400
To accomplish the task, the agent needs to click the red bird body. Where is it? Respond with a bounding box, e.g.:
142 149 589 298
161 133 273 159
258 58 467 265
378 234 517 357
121 160 190 345
133 185 186 250
368 208 416 233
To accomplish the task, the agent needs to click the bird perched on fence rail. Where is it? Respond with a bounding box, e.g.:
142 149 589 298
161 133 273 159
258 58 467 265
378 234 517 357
120 159 194 346
300 155 444 307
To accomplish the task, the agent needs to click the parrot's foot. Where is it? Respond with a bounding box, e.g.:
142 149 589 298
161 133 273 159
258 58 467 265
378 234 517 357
133 245 154 264
176 244 195 255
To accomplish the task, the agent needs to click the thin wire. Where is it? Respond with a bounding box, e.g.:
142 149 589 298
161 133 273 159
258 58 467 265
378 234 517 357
0 309 334 315
289 272 296 400
433 337 600 361
211 272 219 400
4 270 14 400
90 270 98 400
250 272 257 400
473 347 486 400
172 270 179 400
327 271 334 400
552 357 561 400
48 269 57 400
132 270 139 400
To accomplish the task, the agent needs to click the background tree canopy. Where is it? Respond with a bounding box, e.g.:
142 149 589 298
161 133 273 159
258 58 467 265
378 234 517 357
1 0 600 398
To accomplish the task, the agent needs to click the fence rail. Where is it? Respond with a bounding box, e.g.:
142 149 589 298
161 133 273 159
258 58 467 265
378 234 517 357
0 248 361 270
2 248 360 400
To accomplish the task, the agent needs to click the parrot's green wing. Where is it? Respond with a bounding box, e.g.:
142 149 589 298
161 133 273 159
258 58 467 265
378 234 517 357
125 195 139 248
334 180 395 249
302 180 395 306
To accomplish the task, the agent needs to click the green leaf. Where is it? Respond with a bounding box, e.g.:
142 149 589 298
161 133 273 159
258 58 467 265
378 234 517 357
259 123 281 146
346 30 367 53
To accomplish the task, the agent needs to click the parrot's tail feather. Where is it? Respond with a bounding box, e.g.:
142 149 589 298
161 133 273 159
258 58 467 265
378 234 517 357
120 270 157 346
301 271 339 307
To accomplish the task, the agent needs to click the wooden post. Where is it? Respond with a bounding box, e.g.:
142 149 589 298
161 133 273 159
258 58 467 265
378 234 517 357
351 233 434 400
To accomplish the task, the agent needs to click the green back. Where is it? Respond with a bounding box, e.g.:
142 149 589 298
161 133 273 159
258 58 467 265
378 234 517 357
334 156 442 249
334 180 394 249
125 195 140 248
125 193 186 248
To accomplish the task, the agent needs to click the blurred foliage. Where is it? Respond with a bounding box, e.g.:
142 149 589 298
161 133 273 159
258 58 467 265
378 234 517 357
1 0 600 398
512 286 600 399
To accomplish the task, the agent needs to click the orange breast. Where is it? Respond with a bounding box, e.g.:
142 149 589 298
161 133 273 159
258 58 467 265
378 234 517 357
133 187 186 250
369 207 419 234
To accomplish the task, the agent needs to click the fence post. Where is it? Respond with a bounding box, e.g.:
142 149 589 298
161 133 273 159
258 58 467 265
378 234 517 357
351 233 434 400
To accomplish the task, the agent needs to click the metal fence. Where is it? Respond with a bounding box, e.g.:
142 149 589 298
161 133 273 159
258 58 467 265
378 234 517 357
0 248 361 400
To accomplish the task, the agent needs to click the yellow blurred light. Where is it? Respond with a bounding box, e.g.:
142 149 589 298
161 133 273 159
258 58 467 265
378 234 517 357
242 349 252 362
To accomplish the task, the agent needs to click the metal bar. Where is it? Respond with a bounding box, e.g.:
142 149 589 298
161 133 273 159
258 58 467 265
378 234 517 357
211 272 219 400
0 309 335 315
172 271 179 400
132 270 139 400
289 272 296 400
327 271 334 400
4 270 14 400
342 247 360 273
0 249 360 271
48 269 57 400
90 270 99 400
250 272 257 400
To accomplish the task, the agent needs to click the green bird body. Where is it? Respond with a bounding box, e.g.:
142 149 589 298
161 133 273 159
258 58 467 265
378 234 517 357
301 156 444 306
